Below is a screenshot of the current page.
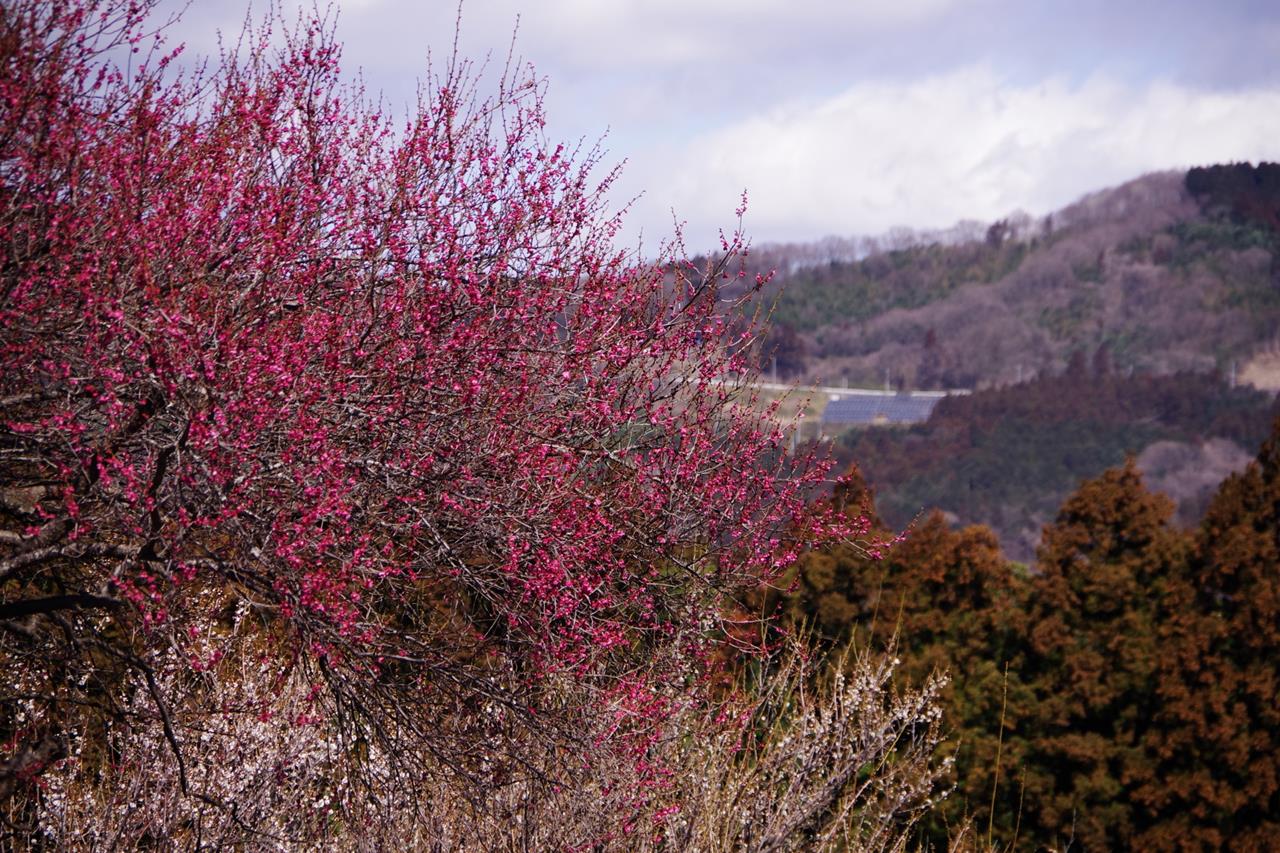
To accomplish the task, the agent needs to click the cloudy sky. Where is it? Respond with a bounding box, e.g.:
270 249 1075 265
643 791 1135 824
152 0 1280 252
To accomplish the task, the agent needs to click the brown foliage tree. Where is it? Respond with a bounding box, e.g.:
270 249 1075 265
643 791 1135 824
1137 419 1280 850
1021 461 1191 850
776 468 1028 847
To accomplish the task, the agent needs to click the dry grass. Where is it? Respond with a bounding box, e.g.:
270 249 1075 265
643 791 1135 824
15 631 958 852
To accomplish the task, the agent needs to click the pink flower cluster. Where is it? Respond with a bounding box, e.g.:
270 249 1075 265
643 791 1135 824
1 0 870 751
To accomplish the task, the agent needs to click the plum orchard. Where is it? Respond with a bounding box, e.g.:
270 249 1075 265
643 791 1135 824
0 0 869 826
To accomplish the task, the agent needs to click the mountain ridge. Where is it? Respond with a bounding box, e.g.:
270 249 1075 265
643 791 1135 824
744 165 1279 391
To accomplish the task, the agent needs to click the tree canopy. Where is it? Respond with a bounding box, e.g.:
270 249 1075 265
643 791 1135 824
0 1 876 844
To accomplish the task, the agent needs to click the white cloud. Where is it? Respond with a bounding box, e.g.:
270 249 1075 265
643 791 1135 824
141 1 1280 251
627 68 1280 246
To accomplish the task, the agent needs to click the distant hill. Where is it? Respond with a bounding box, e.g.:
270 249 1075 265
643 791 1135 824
747 165 1280 390
735 164 1280 559
827 369 1277 563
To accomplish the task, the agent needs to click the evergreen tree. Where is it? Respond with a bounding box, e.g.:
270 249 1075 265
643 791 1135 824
1021 461 1191 850
881 513 1031 848
1138 419 1280 850
779 467 1030 847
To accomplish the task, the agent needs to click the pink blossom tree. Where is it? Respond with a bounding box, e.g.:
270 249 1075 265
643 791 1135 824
0 0 868 834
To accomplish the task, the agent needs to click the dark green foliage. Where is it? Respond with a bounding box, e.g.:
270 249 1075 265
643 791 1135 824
1176 164 1280 314
834 370 1276 561
1166 219 1275 261
1019 462 1189 850
1186 162 1280 235
768 239 1029 333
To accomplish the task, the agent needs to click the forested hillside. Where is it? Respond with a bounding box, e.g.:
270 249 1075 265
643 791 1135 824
742 163 1280 561
747 165 1280 390
745 164 1280 849
830 367 1277 561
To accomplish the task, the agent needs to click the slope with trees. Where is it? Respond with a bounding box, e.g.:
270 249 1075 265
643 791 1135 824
833 367 1277 562
776 419 1280 851
746 165 1280 389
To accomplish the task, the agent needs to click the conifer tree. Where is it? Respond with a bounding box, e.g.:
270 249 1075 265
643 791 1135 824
779 467 1029 847
1022 460 1190 850
1138 419 1280 850
881 512 1031 848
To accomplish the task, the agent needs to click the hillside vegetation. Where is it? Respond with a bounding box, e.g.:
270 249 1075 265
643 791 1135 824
749 171 1280 851
830 368 1276 561
751 165 1280 390
770 416 1280 851
749 164 1280 561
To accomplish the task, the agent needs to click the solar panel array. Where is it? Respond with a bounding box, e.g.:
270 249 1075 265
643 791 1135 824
820 394 941 425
